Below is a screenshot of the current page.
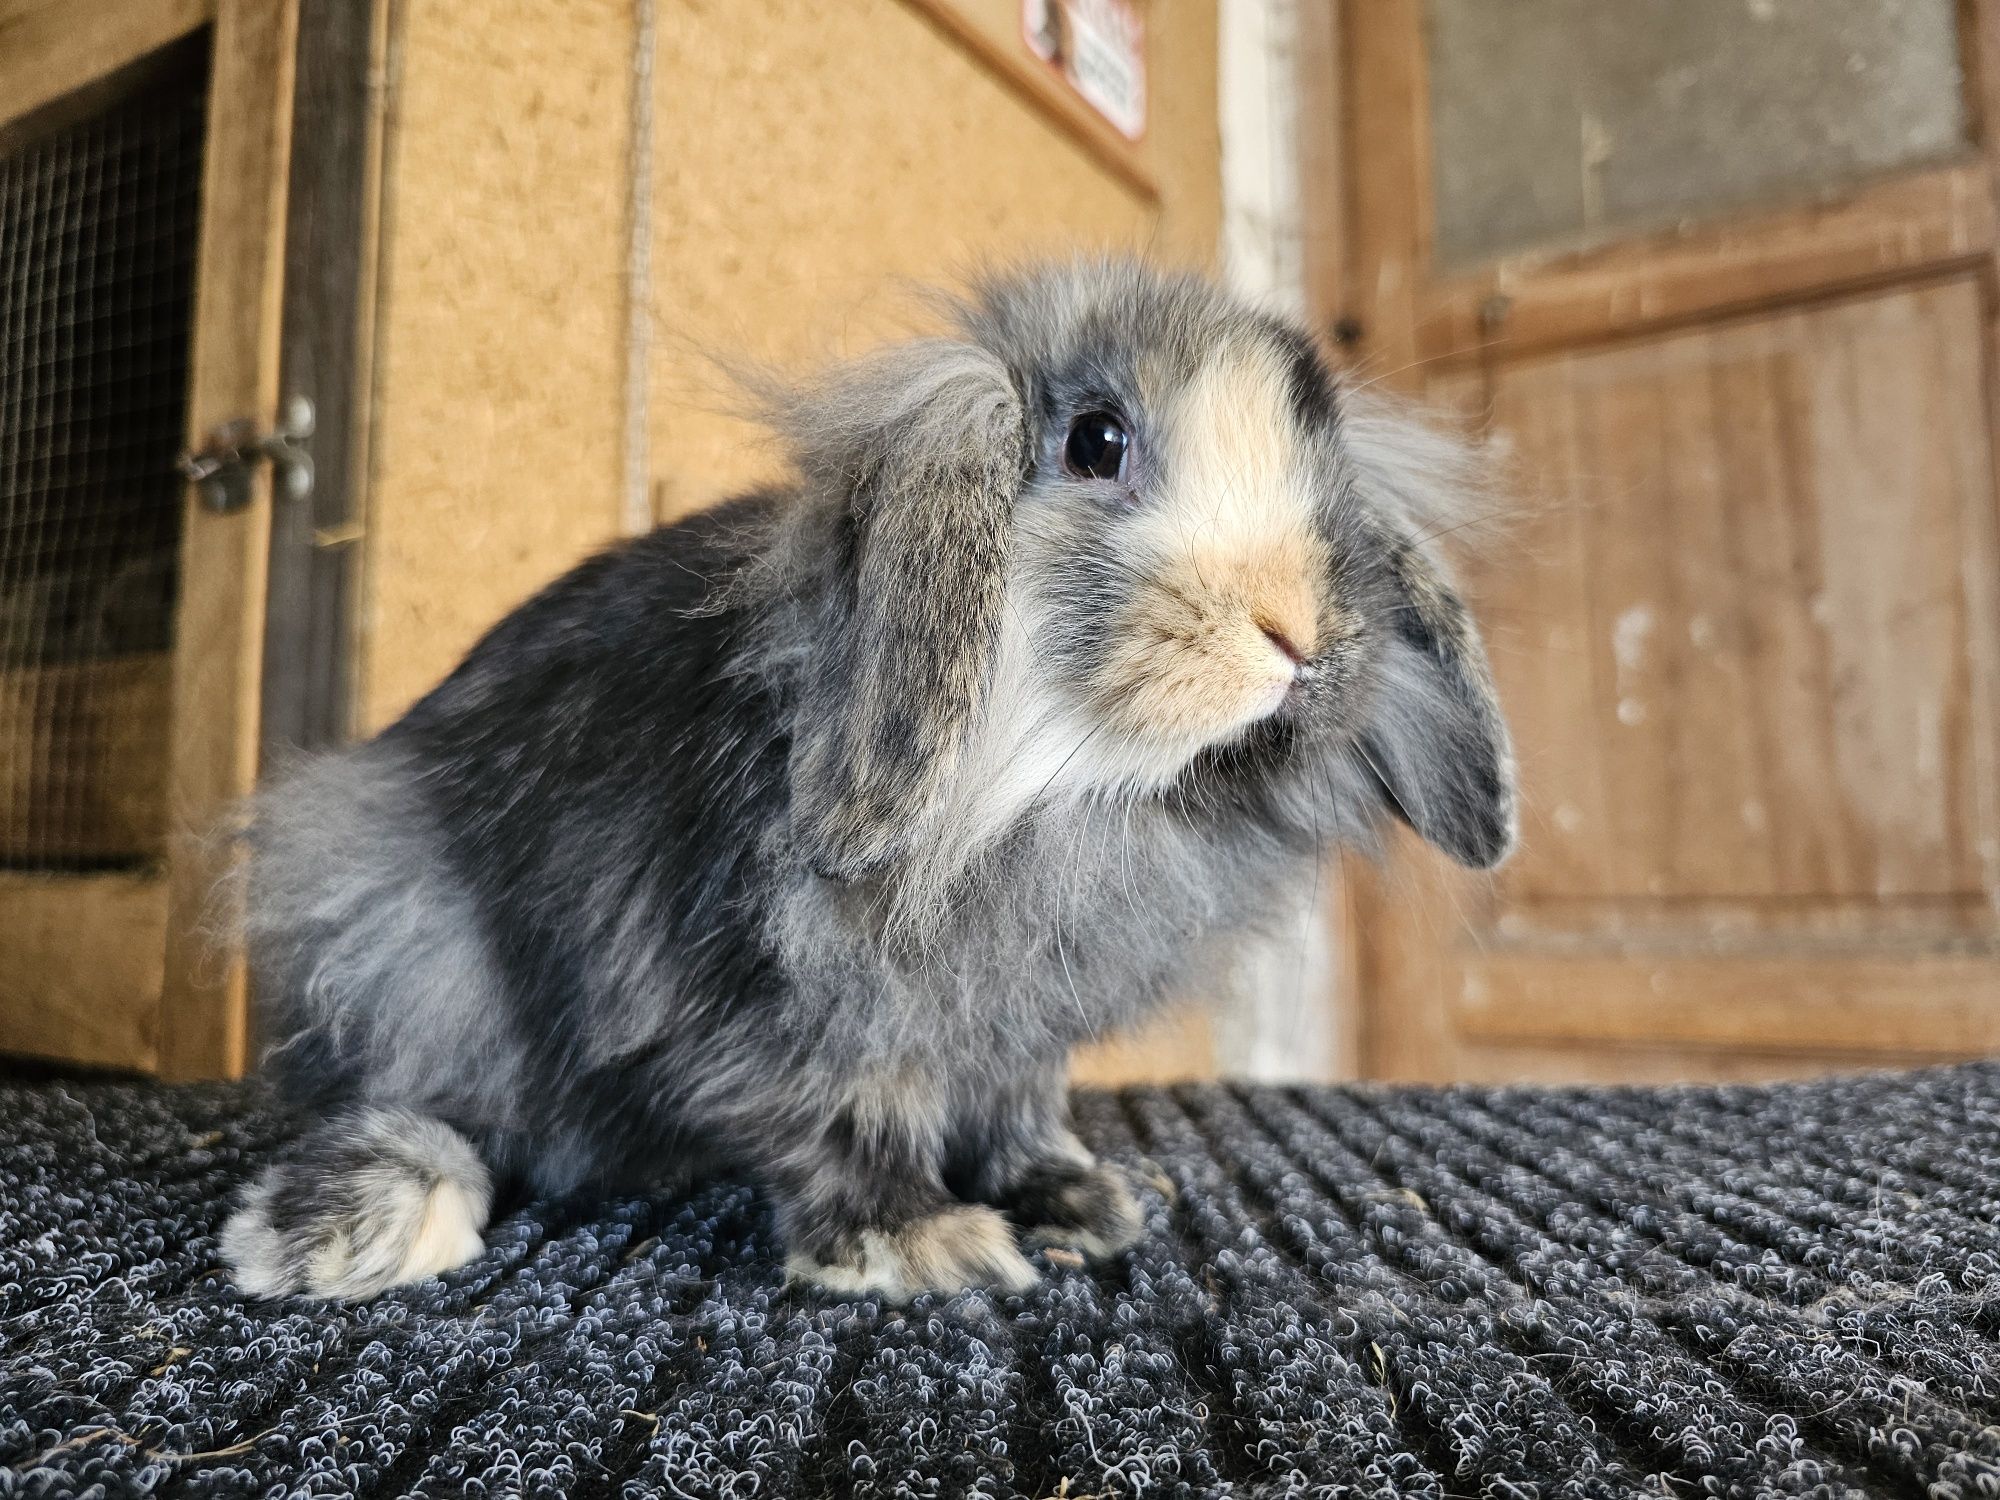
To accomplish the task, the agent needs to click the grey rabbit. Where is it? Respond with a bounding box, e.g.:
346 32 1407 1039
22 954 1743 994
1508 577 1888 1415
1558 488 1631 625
221 259 1514 1303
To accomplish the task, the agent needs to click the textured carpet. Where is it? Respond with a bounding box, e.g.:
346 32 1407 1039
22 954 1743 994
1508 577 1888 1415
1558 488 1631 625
6 1068 2000 1498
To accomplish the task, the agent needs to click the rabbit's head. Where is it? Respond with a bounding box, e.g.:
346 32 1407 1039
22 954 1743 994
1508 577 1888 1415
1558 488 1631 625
777 260 1514 885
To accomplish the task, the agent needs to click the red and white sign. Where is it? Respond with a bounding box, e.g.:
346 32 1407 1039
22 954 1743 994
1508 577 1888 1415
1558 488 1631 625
1022 0 1146 141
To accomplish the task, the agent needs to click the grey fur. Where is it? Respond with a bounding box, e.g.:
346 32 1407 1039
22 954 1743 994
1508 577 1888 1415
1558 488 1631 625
779 341 1027 879
243 745 524 1122
222 259 1514 1304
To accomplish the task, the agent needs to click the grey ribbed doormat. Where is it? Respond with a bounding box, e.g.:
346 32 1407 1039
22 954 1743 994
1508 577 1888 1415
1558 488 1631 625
5 1065 2000 1497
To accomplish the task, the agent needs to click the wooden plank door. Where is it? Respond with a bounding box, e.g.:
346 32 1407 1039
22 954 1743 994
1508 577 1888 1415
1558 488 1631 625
1336 0 2000 1081
0 0 295 1077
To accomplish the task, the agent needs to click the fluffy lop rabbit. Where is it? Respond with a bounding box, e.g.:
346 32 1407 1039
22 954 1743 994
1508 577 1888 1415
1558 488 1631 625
222 261 1514 1303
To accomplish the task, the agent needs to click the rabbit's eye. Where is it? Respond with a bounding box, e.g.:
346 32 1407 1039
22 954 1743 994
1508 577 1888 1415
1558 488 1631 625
1063 411 1130 481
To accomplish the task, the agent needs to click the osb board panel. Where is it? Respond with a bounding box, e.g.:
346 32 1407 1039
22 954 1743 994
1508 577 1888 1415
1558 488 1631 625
1070 1002 1216 1086
358 0 632 729
360 0 1219 721
899 0 1152 195
1145 0 1223 259
647 0 1220 515
0 872 165 1071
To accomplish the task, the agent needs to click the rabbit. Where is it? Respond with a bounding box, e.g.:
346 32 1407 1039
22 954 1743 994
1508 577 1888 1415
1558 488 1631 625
220 259 1514 1304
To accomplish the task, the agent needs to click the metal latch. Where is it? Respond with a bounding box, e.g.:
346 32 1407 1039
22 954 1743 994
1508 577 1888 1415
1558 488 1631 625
179 395 315 513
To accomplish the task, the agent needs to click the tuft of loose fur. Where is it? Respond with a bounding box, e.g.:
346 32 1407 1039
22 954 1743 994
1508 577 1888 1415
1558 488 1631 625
222 257 1515 1305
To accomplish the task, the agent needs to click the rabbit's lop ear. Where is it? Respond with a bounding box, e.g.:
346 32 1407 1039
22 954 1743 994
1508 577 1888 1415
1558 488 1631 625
786 341 1027 880
1359 538 1516 868
1338 395 1515 868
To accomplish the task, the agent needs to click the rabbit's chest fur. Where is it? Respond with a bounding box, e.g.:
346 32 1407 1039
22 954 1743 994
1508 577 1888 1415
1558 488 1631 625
767 794 1301 1070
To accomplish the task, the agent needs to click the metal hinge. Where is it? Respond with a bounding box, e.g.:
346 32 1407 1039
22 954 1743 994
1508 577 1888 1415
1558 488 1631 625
179 395 315 513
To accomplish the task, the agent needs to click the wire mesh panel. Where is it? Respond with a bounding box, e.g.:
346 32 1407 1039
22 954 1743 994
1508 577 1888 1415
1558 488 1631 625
0 53 209 871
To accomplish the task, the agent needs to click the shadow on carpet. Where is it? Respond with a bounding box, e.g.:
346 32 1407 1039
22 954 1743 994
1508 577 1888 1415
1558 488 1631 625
6 1066 2000 1497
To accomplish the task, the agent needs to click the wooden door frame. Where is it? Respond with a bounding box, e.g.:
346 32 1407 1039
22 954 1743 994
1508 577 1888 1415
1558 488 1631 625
0 0 382 1078
1335 0 2000 375
1310 0 2000 1077
0 0 297 1076
0 7 204 1072
261 0 387 759
156 0 300 1079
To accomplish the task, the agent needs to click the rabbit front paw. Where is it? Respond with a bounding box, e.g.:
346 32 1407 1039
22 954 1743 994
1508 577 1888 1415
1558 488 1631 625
786 1203 1039 1302
1015 1162 1145 1262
